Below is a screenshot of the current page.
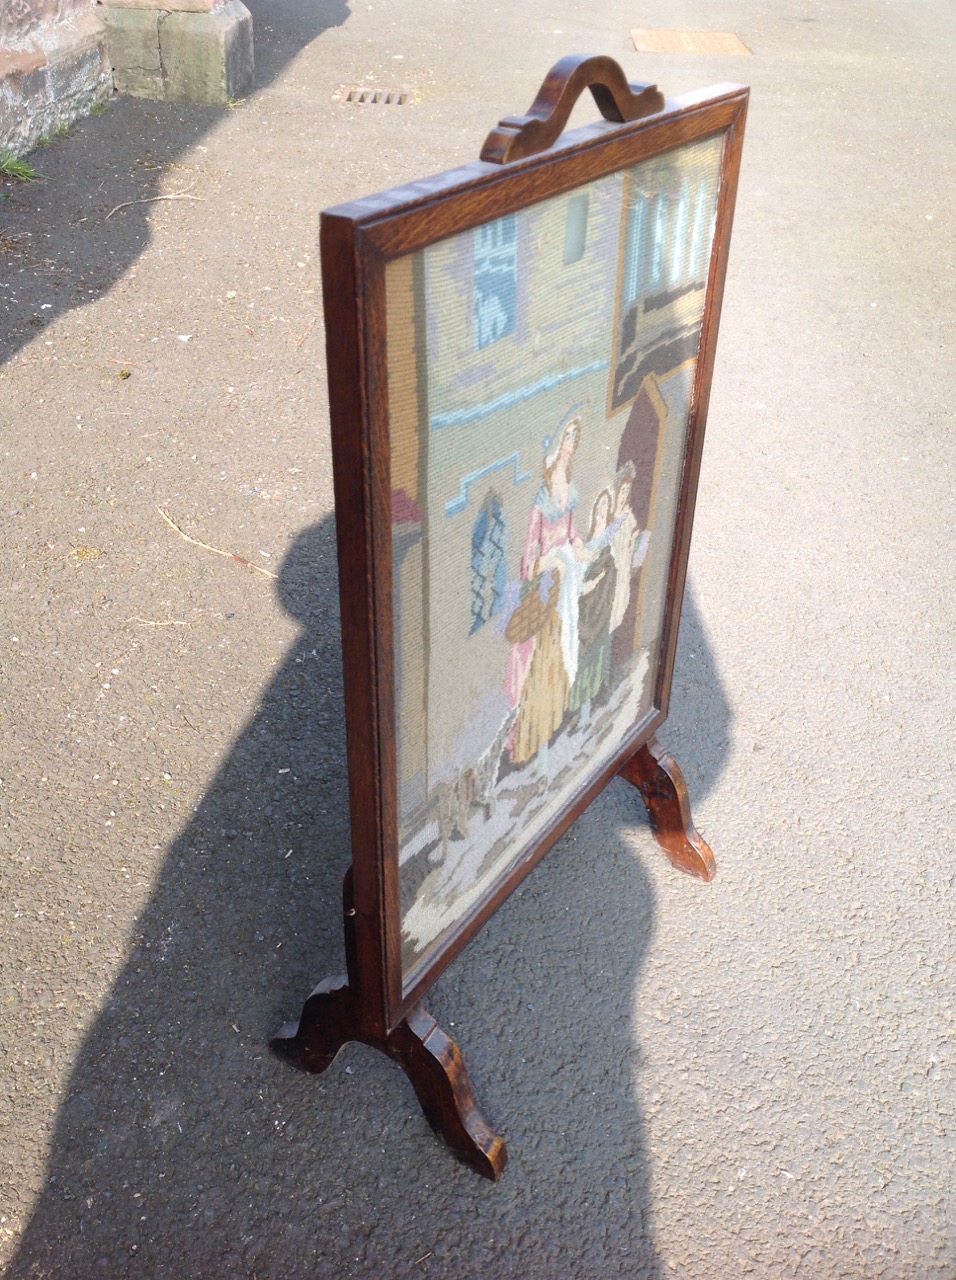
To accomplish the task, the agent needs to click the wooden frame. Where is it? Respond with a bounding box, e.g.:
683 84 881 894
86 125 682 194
272 56 748 1179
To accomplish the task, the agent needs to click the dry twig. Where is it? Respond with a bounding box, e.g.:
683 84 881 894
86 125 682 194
126 616 189 627
105 192 204 221
295 317 316 349
158 507 279 578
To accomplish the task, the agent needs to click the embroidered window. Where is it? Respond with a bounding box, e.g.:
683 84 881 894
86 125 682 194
648 191 669 288
623 193 648 304
689 182 714 278
625 181 712 301
669 181 690 284
470 496 507 633
563 194 590 265
474 214 518 349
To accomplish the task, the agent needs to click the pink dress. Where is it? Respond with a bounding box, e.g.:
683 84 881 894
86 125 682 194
505 484 580 714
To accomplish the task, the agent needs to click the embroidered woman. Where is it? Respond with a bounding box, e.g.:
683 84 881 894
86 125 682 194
506 413 589 766
569 487 618 720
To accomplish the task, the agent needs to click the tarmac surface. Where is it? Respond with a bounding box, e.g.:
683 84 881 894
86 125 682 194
1 0 955 1275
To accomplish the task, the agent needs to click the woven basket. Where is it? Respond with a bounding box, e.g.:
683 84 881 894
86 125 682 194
504 574 558 644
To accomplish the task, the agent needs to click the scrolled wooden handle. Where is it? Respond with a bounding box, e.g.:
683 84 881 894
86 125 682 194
480 54 665 164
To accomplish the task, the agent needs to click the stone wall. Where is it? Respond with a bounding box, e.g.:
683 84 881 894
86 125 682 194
0 0 96 44
0 0 111 156
0 0 253 157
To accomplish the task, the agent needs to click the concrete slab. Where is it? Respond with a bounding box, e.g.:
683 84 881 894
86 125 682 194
99 0 253 104
160 1 253 104
99 4 163 98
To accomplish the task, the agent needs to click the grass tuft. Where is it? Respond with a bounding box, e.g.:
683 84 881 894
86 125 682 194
0 150 44 181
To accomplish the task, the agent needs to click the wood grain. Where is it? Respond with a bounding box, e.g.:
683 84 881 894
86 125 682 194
480 54 664 164
619 737 717 880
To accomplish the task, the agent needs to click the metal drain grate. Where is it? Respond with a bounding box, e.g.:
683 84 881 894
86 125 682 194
631 29 752 55
334 85 415 106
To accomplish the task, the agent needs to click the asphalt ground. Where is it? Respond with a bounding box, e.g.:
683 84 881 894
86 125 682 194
1 0 955 1275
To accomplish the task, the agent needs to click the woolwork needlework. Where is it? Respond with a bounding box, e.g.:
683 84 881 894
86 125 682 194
389 133 724 984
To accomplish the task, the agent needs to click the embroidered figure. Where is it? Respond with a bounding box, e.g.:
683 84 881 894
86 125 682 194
608 461 647 635
607 461 651 682
505 410 592 767
569 487 618 721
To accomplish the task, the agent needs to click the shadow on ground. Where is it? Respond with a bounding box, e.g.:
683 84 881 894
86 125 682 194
7 507 729 1276
0 0 350 370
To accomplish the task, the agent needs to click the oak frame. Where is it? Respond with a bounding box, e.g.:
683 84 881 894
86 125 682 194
272 58 748 1179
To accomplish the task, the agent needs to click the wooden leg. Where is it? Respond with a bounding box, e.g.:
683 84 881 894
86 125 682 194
384 1005 507 1181
271 986 507 1180
269 975 353 1073
620 735 716 881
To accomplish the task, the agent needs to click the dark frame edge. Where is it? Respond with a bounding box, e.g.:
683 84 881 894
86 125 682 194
321 213 398 1039
653 90 750 720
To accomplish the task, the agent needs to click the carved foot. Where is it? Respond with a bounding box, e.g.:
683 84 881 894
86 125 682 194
385 1005 507 1181
620 736 716 881
271 985 506 1179
269 975 353 1074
